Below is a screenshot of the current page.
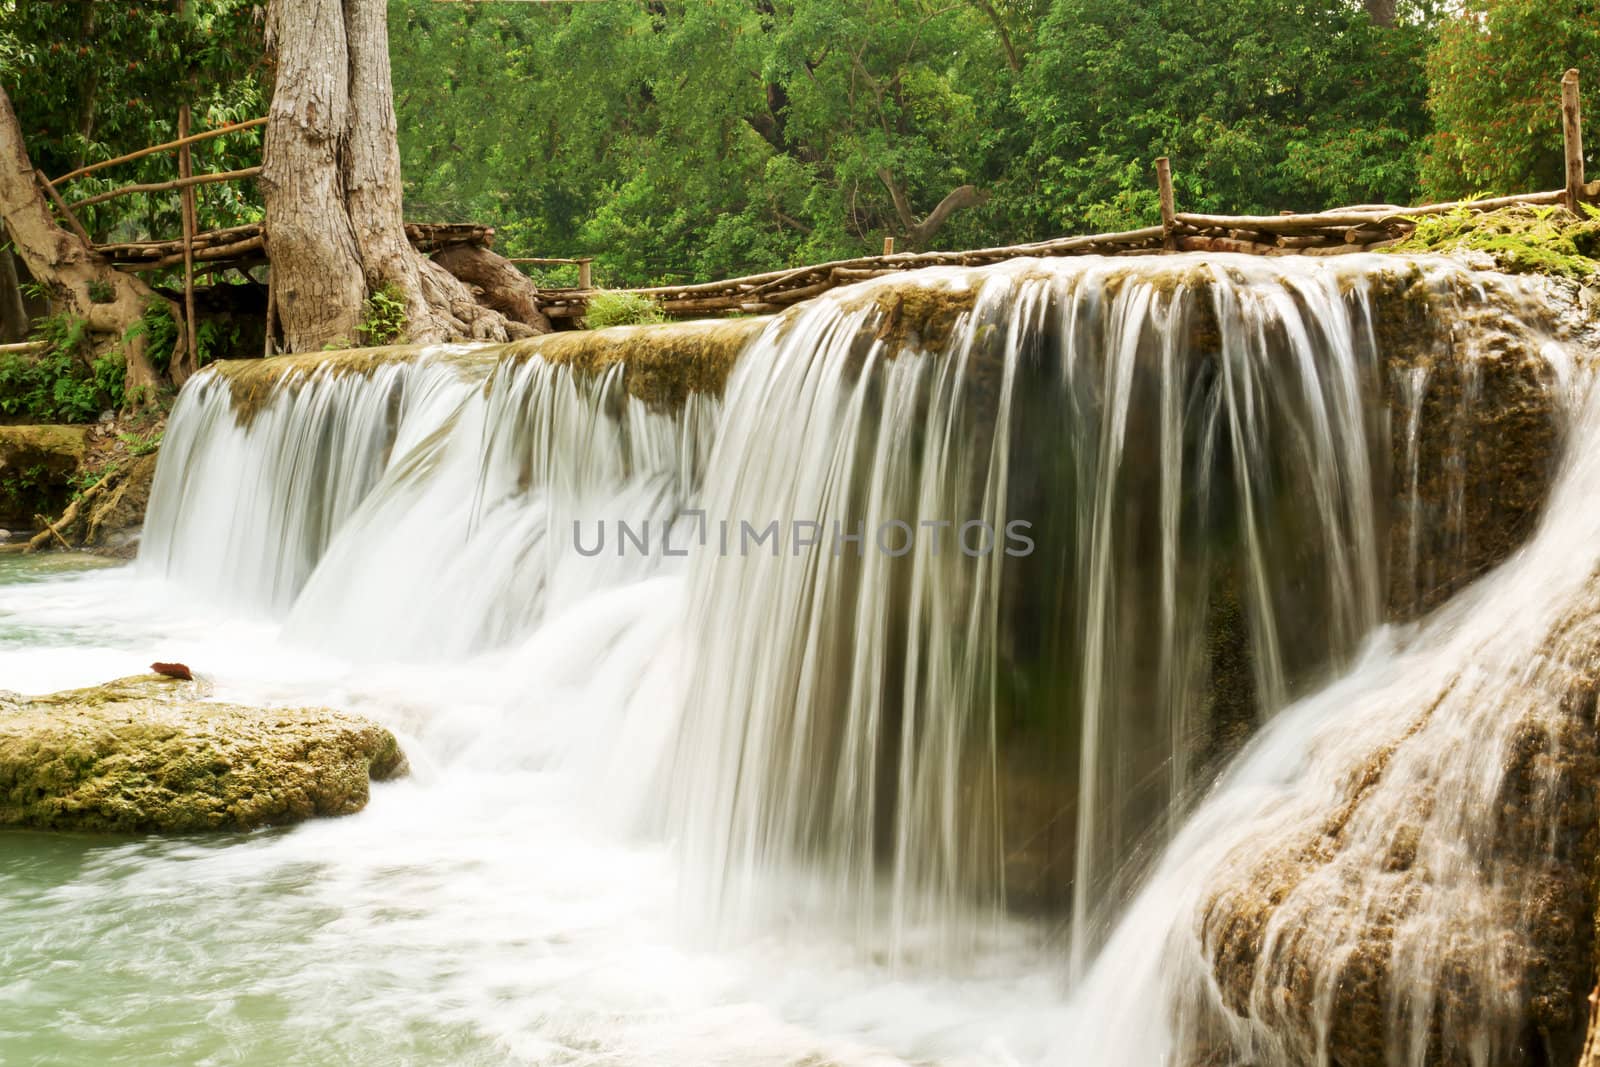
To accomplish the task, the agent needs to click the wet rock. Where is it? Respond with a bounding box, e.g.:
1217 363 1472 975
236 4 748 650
0 674 407 833
0 424 88 528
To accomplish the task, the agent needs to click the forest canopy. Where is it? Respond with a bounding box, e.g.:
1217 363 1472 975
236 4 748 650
1 0 1595 290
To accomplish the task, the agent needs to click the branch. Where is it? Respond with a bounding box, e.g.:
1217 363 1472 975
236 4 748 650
966 0 1021 71
875 168 988 248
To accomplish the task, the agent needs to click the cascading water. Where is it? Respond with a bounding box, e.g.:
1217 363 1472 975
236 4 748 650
1 253 1587 1065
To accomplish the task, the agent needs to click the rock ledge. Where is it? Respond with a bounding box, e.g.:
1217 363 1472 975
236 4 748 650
0 674 407 833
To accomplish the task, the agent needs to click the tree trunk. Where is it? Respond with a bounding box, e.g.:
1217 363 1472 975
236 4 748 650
259 0 366 352
263 0 545 353
0 225 29 343
0 84 168 403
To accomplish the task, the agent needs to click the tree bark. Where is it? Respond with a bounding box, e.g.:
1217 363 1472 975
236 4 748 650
0 85 168 402
0 225 28 343
876 168 989 249
431 244 552 335
260 0 366 352
263 0 544 353
1363 0 1396 26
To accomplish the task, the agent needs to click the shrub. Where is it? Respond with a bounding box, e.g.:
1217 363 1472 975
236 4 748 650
582 291 667 329
1391 204 1600 279
0 314 120 423
360 282 408 345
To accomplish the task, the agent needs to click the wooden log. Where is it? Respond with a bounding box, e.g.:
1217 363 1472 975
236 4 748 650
49 117 266 187
1155 156 1176 250
578 258 592 290
178 104 199 375
112 235 265 272
35 169 93 245
767 281 834 304
1344 224 1397 244
0 339 47 355
1176 190 1564 234
69 167 262 210
883 237 895 255
1176 234 1276 256
1564 69 1586 213
1276 234 1336 248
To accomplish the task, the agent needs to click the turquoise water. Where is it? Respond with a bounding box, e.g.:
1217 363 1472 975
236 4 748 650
0 557 1064 1066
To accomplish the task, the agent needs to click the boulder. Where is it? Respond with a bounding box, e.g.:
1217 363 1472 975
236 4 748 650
0 674 407 833
0 424 87 529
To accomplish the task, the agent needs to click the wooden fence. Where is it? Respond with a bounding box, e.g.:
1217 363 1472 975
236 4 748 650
35 70 1595 331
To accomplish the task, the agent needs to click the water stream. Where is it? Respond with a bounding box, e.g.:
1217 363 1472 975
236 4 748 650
0 253 1588 1064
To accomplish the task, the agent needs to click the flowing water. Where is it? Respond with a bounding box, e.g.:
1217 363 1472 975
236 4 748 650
0 254 1589 1065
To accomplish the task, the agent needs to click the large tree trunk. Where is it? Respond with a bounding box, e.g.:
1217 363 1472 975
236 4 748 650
0 84 168 403
1364 0 1396 26
263 0 546 353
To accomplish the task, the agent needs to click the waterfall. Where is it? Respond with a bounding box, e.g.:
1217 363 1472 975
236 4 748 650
134 253 1582 1061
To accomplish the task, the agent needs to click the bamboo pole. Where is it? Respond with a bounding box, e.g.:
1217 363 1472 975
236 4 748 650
35 170 94 245
69 167 262 210
48 117 267 187
1563 69 1586 214
1155 156 1176 249
178 103 199 371
0 340 47 355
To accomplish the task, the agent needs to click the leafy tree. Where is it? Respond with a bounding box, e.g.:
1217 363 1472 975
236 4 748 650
391 0 1037 286
1421 0 1600 198
0 0 268 242
1016 0 1433 234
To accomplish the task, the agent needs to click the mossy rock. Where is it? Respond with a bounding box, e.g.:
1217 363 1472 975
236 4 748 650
0 424 88 529
505 317 769 411
0 674 407 833
1389 204 1600 279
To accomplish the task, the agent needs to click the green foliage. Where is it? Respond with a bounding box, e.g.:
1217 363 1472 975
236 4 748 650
0 461 50 520
1421 0 1600 199
359 283 408 346
1017 0 1433 233
0 313 120 422
116 429 162 457
123 300 236 371
0 0 268 246
582 291 667 330
1391 204 1600 278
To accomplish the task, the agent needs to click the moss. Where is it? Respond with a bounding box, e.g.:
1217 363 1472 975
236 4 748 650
212 345 501 427
832 279 979 359
1389 204 1600 279
0 674 407 833
503 317 769 411
0 425 88 527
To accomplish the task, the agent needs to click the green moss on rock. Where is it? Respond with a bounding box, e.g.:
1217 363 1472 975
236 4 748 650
1390 204 1600 279
0 674 407 833
0 424 88 528
504 317 769 411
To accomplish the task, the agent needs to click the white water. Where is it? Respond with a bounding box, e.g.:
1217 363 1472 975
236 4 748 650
0 254 1586 1064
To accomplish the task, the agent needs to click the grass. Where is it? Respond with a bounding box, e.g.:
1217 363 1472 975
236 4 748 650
582 291 667 329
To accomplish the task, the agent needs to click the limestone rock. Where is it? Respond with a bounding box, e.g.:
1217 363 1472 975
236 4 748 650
0 674 407 833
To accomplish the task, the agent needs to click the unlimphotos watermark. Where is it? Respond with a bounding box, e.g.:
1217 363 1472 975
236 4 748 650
571 511 1035 559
